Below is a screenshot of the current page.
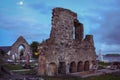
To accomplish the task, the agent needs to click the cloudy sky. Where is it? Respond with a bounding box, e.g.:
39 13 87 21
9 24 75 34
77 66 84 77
0 0 120 54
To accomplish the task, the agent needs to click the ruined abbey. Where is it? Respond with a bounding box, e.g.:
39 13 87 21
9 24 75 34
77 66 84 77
37 8 96 76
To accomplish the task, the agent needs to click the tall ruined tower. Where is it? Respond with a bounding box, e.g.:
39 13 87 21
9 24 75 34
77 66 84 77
50 8 84 43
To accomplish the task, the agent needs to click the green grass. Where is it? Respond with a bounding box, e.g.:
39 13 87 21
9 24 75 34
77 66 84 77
98 62 110 66
3 63 36 74
98 62 111 69
84 74 120 80
13 69 35 74
3 63 120 80
4 64 23 70
41 74 120 80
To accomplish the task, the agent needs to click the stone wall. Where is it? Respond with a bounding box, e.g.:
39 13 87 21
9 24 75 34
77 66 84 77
38 7 96 76
10 36 32 61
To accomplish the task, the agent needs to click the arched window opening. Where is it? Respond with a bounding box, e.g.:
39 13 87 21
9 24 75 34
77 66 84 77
58 62 66 74
18 45 25 60
77 61 83 72
84 61 90 71
69 61 76 73
48 62 57 76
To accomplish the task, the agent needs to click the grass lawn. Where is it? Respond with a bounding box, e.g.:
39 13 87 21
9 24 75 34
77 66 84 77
3 63 36 75
41 74 120 80
4 63 23 70
98 62 110 66
13 69 35 74
3 63 120 80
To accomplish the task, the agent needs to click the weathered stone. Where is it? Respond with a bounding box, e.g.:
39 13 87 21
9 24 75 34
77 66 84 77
9 36 32 63
37 52 46 76
38 7 96 76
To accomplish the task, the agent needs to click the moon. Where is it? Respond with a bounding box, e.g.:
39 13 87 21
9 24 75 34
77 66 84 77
18 1 24 6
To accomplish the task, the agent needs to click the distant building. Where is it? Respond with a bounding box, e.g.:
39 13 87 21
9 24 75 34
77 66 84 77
0 36 32 62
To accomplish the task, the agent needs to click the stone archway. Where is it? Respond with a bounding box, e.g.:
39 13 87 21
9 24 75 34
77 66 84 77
48 62 57 76
58 62 66 74
18 45 25 60
84 61 90 71
77 61 83 72
69 61 76 73
10 36 32 62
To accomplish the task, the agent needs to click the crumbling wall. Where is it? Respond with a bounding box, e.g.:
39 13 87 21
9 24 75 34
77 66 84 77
74 19 83 41
38 7 96 76
50 8 77 44
10 36 32 61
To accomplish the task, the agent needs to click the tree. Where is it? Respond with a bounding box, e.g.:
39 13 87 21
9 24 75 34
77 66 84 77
0 51 4 76
0 50 5 67
30 41 39 58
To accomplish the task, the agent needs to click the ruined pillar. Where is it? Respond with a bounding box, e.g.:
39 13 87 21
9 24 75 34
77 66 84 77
74 19 84 41
84 35 94 45
26 53 30 64
37 53 46 76
50 7 77 44
24 53 31 68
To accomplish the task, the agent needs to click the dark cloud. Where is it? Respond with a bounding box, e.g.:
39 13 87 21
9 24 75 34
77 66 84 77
93 10 120 45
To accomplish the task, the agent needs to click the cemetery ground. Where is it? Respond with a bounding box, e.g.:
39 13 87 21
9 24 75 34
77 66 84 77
0 61 120 80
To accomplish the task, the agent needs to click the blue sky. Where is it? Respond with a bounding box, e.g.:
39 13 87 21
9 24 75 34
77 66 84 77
0 0 120 54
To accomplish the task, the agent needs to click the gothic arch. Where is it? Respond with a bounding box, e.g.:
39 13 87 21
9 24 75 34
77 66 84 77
58 62 66 74
10 36 32 60
48 62 57 76
69 61 76 73
84 61 90 71
77 61 83 72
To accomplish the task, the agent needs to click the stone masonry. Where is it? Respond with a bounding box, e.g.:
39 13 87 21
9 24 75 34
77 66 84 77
38 7 96 76
9 36 32 62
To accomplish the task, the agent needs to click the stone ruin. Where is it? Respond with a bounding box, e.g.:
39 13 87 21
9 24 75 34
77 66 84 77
37 7 96 76
8 36 32 67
